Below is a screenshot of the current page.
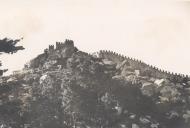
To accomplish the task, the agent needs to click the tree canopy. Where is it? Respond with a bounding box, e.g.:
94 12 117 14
0 37 24 54
0 37 25 76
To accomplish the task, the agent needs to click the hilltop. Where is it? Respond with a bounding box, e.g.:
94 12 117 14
0 39 190 128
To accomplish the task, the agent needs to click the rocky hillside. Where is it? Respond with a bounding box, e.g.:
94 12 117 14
0 40 190 128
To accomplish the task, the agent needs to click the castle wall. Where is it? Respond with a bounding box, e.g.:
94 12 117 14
98 50 189 81
45 42 189 82
56 40 74 50
99 50 124 63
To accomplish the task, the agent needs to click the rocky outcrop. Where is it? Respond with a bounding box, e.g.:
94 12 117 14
0 40 190 128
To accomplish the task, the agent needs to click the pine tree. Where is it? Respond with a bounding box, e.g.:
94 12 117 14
0 37 24 76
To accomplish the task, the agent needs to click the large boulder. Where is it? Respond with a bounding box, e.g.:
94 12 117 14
102 59 115 65
141 82 156 97
154 79 165 87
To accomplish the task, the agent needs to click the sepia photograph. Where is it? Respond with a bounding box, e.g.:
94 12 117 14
0 0 190 128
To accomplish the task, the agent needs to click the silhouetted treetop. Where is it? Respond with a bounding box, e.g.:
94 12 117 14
0 37 25 76
0 37 25 54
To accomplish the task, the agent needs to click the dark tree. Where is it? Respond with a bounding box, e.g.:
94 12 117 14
0 37 24 54
0 37 24 76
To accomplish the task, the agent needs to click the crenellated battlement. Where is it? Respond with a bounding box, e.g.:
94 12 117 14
45 39 75 53
97 50 190 81
49 45 54 52
56 39 74 50
73 50 95 59
56 42 65 50
65 39 74 46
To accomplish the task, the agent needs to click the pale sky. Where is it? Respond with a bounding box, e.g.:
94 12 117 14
0 0 190 75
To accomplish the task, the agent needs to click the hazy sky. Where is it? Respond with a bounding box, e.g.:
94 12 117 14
0 0 190 75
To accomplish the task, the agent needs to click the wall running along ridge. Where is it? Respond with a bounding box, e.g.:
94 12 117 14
45 40 189 82
97 50 189 81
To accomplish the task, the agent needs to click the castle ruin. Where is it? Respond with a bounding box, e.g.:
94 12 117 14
46 39 74 53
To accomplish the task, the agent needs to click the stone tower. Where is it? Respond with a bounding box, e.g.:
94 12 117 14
49 45 54 53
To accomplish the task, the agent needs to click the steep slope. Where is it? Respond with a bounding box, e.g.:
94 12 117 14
0 40 190 128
